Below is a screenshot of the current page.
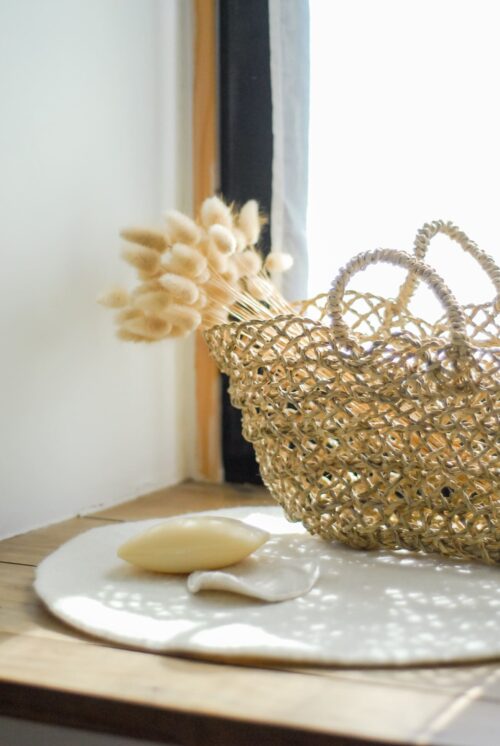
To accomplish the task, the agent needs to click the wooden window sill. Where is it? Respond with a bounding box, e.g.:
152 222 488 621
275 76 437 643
1 481 499 746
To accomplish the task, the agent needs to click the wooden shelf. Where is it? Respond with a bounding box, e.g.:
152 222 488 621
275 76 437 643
1 481 500 746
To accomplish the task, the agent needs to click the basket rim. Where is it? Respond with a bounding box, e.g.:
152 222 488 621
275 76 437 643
203 289 499 355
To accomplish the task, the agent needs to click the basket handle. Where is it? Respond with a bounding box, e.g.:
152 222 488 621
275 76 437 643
328 249 469 349
395 220 500 312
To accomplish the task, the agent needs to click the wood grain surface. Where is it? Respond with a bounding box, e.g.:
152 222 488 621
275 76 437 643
1 480 500 746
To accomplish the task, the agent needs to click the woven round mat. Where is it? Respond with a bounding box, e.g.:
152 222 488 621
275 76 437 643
34 506 500 666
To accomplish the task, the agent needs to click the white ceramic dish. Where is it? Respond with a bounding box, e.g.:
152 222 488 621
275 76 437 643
34 506 500 665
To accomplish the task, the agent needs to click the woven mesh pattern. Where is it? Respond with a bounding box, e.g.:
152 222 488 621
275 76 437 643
398 220 500 347
205 250 500 565
435 301 499 347
296 292 500 346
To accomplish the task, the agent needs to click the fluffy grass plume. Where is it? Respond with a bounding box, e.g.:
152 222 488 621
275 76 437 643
162 304 202 332
208 224 237 255
102 195 294 342
205 244 229 273
116 328 148 343
265 252 294 273
122 314 171 340
232 250 262 277
164 244 208 278
159 273 199 305
165 210 201 245
204 279 237 306
122 246 160 275
133 290 171 314
120 228 167 253
115 308 143 323
238 200 261 246
200 196 233 229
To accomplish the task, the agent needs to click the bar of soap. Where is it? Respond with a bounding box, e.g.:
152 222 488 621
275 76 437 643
117 516 269 573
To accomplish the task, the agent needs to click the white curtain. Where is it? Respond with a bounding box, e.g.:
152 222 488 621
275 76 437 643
268 0 310 300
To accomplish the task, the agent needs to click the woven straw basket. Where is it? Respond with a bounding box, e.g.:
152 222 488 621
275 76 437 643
205 231 500 565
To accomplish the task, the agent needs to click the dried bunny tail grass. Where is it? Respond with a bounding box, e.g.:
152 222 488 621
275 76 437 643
200 196 233 229
116 328 151 343
133 290 171 314
168 324 197 338
197 267 211 284
164 210 201 245
238 200 261 246
137 268 164 281
196 238 211 257
232 249 263 277
265 252 294 273
232 227 248 252
98 287 129 308
205 244 229 274
130 280 163 298
159 273 199 305
208 224 237 255
201 305 229 329
221 265 239 284
227 254 244 280
163 243 208 279
122 314 171 340
204 278 238 306
120 228 167 253
122 246 161 275
162 304 202 332
114 308 142 324
230 273 294 318
245 276 274 302
192 287 208 310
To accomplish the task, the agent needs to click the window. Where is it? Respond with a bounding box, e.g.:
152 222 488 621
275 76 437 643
307 0 499 320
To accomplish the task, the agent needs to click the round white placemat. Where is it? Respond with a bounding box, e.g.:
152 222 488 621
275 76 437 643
34 506 500 666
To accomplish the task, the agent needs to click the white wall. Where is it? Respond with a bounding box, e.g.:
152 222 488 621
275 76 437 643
0 0 195 540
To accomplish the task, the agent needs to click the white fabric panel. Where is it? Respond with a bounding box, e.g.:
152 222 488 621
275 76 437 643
269 0 310 300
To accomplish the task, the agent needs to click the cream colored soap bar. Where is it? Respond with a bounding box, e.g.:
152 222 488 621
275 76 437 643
117 516 269 573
